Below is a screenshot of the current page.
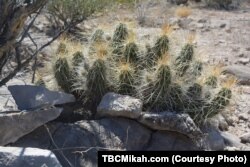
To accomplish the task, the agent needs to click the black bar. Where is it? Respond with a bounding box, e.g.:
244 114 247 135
98 151 250 167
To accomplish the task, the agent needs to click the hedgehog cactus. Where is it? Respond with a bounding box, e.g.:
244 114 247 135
175 43 194 76
169 83 184 111
143 55 172 110
144 44 156 69
91 29 105 43
72 51 85 67
124 42 139 65
113 23 129 43
205 88 232 118
46 22 233 125
117 62 136 95
85 59 109 105
56 43 67 54
205 76 217 88
187 83 202 100
192 61 203 76
153 35 169 58
54 57 71 93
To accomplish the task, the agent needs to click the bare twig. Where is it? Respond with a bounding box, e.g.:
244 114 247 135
44 125 74 167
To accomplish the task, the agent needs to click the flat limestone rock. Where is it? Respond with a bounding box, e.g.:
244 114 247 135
223 65 250 85
0 106 62 146
97 93 142 119
0 146 62 167
8 85 75 110
138 111 203 139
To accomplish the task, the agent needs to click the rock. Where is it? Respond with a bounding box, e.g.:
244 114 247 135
223 65 250 85
237 58 250 65
97 93 142 119
220 23 226 28
238 113 248 121
212 114 229 131
221 132 243 148
201 126 225 151
238 53 244 57
147 131 200 150
0 146 62 167
138 111 202 139
198 19 207 23
13 118 201 167
0 106 62 146
8 85 75 110
240 133 250 144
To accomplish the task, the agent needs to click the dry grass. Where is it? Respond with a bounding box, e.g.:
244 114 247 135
175 7 192 18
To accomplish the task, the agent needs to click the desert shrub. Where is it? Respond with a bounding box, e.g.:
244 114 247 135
175 6 192 18
46 23 235 124
47 0 109 30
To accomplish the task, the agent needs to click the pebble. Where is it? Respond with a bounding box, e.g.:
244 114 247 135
238 113 249 121
240 133 250 144
237 58 250 65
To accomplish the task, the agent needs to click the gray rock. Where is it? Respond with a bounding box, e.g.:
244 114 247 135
201 126 225 151
0 106 62 146
238 113 249 121
147 131 200 150
0 146 61 167
223 65 250 85
8 85 75 110
237 58 250 65
97 93 142 119
240 133 250 144
138 111 202 139
210 114 228 131
13 118 201 167
221 132 243 148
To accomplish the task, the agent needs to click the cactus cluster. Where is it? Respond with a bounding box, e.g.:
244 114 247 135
42 23 234 124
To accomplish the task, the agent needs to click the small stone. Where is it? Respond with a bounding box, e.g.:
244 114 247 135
220 23 226 28
237 58 250 65
198 19 207 23
240 133 250 144
238 113 249 121
238 53 244 57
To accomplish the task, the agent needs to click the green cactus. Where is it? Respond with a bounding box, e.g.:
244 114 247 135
124 42 139 65
56 43 67 54
85 59 109 105
72 51 85 67
168 83 184 111
46 23 234 124
205 88 232 118
143 61 172 111
54 57 71 93
117 62 136 95
192 61 203 76
91 29 105 43
175 43 194 76
112 23 129 43
187 83 202 100
144 44 157 69
152 35 169 58
205 76 217 88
